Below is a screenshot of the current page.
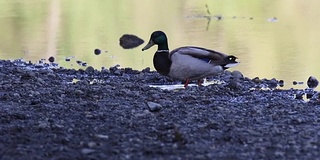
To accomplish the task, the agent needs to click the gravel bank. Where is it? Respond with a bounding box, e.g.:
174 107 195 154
0 59 320 160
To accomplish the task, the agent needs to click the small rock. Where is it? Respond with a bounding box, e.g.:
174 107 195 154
231 70 243 79
88 141 99 148
278 80 284 87
94 49 101 55
113 70 122 76
38 121 48 129
13 93 20 98
268 78 278 88
227 80 241 90
75 89 84 95
252 77 261 83
81 148 96 155
142 67 151 73
307 76 319 88
147 101 162 112
76 60 82 65
119 34 144 49
82 62 87 67
295 90 304 99
85 66 95 73
311 92 320 101
48 56 55 63
95 134 109 139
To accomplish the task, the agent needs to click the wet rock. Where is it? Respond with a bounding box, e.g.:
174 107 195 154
307 76 319 88
48 56 55 63
278 80 284 87
293 81 303 85
146 101 162 112
119 34 144 49
82 62 87 67
94 49 101 55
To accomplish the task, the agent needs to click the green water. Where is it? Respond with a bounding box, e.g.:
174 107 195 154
0 0 320 89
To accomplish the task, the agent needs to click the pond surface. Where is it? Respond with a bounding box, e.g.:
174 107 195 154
0 0 320 89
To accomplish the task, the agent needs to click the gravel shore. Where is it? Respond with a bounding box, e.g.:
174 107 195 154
1 59 320 160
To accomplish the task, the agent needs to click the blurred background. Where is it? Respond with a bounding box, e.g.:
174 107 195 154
0 0 319 89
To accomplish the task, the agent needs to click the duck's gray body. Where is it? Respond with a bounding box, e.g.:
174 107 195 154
168 47 227 81
142 31 239 87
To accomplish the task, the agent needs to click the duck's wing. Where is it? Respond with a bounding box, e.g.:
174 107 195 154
170 46 238 66
170 46 226 60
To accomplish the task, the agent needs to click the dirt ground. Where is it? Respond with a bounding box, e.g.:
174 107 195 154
1 59 320 160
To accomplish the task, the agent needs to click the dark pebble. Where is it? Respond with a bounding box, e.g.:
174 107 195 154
48 57 55 63
252 77 261 83
278 80 284 87
295 90 304 99
307 76 319 88
85 66 95 73
94 49 101 55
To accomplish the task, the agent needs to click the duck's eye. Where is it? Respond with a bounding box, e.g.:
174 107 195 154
228 56 236 61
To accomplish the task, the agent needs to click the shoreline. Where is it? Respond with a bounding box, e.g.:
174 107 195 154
1 59 320 159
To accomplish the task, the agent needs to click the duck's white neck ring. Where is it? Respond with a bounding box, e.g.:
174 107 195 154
157 50 169 52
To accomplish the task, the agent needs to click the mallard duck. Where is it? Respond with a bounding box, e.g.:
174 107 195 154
142 31 239 87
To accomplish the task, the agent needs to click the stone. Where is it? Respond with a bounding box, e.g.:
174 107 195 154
146 101 162 112
119 34 144 49
307 76 319 88
94 49 101 55
231 70 243 79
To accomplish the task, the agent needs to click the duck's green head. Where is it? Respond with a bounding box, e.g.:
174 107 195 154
142 31 168 51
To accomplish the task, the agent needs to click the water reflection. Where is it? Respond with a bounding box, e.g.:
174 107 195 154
0 0 320 90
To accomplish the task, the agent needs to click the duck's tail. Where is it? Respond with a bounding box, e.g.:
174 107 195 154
221 56 239 69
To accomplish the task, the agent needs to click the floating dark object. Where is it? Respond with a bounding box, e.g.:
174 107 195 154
82 62 87 67
76 60 82 64
48 56 55 63
119 34 144 49
307 76 319 88
65 58 71 62
278 79 284 87
94 49 101 55
214 15 222 20
293 81 303 85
